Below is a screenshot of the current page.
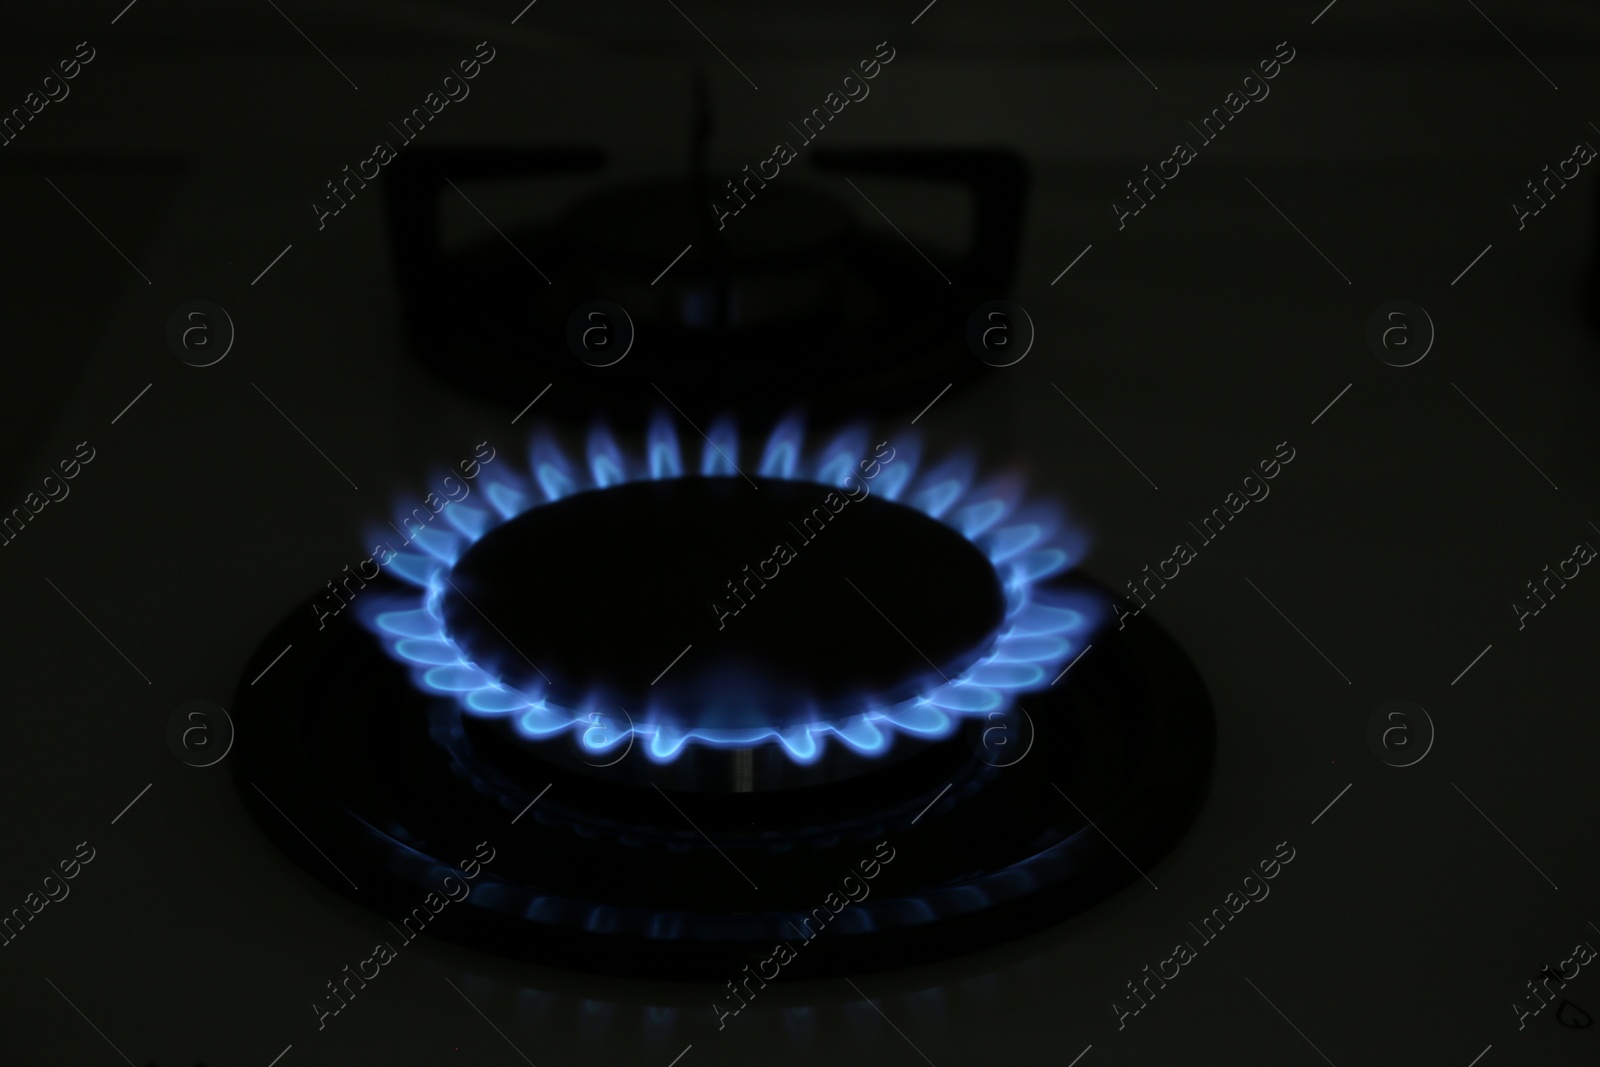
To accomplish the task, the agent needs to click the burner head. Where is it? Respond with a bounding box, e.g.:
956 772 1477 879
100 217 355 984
360 416 1097 768
444 476 1006 727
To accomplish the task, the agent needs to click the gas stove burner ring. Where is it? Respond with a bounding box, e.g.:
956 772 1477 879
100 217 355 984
359 415 1099 768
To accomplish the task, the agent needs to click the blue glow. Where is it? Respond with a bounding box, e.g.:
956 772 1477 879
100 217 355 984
360 418 1100 764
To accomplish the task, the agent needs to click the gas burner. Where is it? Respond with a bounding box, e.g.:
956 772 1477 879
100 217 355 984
360 416 1094 774
234 424 1213 979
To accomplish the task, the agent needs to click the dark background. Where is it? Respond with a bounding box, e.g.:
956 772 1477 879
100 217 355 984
2 1 1598 1064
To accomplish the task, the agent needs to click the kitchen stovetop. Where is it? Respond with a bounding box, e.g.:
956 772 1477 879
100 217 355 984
2 2 1599 1065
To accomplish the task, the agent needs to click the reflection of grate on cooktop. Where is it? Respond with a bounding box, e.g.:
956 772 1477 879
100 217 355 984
232 424 1214 979
385 146 1026 419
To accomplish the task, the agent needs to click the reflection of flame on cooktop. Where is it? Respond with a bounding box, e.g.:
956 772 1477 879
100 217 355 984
233 422 1214 980
360 415 1098 769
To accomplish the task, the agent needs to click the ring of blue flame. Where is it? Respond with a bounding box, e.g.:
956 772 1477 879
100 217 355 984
359 416 1100 765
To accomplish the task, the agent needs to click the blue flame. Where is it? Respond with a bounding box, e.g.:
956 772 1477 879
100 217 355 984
359 417 1100 764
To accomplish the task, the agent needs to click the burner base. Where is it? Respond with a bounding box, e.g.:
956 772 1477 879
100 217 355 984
233 575 1212 979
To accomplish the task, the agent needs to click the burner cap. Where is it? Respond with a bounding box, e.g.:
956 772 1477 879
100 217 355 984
443 476 1006 729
